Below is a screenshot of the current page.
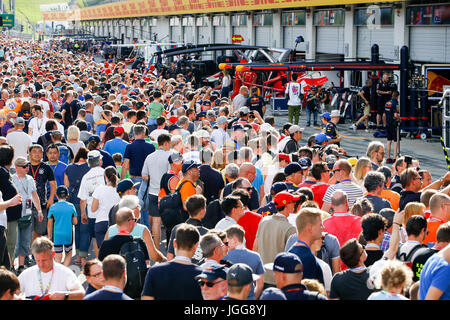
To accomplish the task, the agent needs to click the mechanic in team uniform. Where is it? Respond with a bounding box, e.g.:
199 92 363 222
322 110 341 147
376 73 397 130
246 87 265 116
384 90 400 163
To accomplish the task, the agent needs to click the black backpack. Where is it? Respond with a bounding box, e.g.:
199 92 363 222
159 180 192 231
119 238 148 299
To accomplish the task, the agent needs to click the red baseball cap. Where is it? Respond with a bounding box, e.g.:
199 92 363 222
278 153 291 163
113 126 125 136
273 191 301 208
167 116 178 124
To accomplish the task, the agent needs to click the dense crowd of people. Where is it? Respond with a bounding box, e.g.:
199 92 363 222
0 35 449 302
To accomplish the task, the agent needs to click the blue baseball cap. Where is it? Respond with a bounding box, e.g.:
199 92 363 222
264 252 303 274
195 265 229 282
271 182 289 195
315 133 331 144
116 179 139 195
298 157 311 169
181 160 201 173
320 112 331 120
284 162 303 176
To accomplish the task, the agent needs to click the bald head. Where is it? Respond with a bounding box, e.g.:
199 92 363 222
331 190 349 209
429 193 450 220
115 207 134 227
239 162 256 183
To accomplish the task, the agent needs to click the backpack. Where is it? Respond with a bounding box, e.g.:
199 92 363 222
119 238 148 299
57 144 71 164
159 180 192 231
396 242 425 268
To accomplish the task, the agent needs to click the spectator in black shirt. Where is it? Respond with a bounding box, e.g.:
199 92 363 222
352 79 373 131
245 87 265 116
199 148 225 204
61 91 81 129
363 171 392 213
98 208 149 263
0 145 23 269
360 213 387 267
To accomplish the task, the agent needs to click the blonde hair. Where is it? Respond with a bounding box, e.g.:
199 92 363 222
375 260 413 292
301 279 326 295
67 125 80 141
212 149 226 170
353 157 371 181
404 202 426 225
296 208 323 233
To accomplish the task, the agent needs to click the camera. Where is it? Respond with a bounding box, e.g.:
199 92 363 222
404 155 413 166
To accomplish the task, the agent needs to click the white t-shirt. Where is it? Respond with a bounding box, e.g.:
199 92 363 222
316 257 332 293
141 148 173 196
28 117 48 143
6 130 32 167
18 262 81 298
77 166 105 219
285 81 303 106
38 99 51 116
93 104 103 123
92 185 120 223
0 191 6 228
210 128 230 149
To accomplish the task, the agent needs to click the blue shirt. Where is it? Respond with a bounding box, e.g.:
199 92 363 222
104 137 129 158
224 247 265 300
123 139 156 177
288 244 325 285
47 161 67 201
47 201 76 245
419 254 450 300
65 162 90 205
99 149 116 169
251 168 264 198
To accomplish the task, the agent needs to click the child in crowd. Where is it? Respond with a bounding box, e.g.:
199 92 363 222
47 185 78 267
367 260 413 300
113 153 129 179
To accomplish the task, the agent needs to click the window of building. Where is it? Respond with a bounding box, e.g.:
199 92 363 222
406 5 450 25
313 9 345 26
354 7 394 26
253 13 273 27
281 11 306 26
231 14 247 26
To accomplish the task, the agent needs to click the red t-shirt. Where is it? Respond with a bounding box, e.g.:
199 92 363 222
311 183 330 208
237 210 263 251
323 213 362 248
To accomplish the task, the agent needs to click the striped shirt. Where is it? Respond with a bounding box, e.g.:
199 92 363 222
322 182 364 208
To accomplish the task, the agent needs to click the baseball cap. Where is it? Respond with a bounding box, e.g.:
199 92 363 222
284 162 303 176
119 104 130 112
206 110 216 118
202 100 211 106
14 156 29 167
239 106 250 115
264 252 303 274
320 112 331 120
168 124 181 132
168 152 184 164
195 265 229 282
196 130 210 139
315 133 331 144
14 117 25 125
271 182 289 195
278 153 291 163
348 157 358 167
56 185 69 198
181 160 201 173
259 287 287 300
227 263 260 287
298 157 311 170
167 116 178 124
93 96 103 103
84 93 93 100
120 84 128 90
88 135 101 143
113 126 125 136
288 125 304 134
87 150 102 160
217 116 227 125
116 179 139 195
325 154 337 170
330 110 341 118
273 191 301 208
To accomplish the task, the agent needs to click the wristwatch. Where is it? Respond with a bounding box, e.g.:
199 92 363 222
64 293 69 300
